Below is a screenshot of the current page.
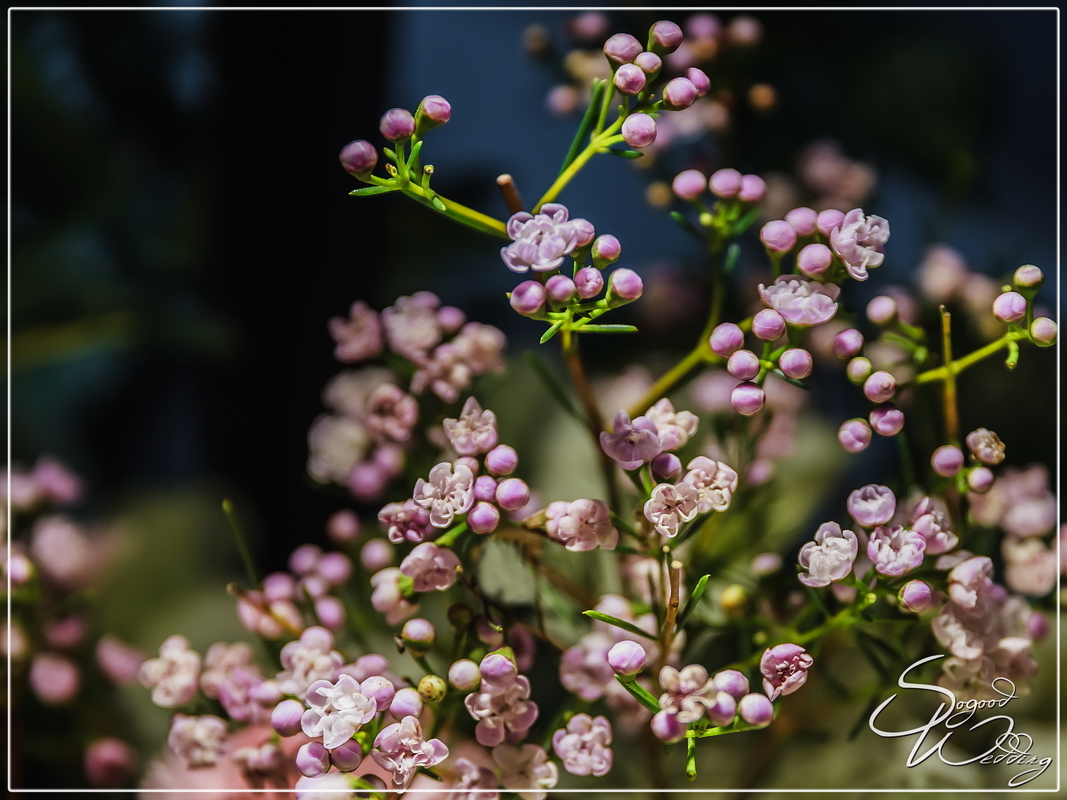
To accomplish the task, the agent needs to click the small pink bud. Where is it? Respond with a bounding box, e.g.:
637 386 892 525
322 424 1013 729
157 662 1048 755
604 33 643 64
607 640 646 678
738 693 774 727
1030 316 1056 345
707 691 738 727
708 168 742 198
495 478 531 512
613 63 647 95
361 675 396 710
712 669 749 701
992 291 1027 324
866 296 898 325
738 174 767 203
379 108 415 142
863 370 897 403
760 220 797 252
454 456 480 475
672 169 707 200
752 309 786 341
271 699 305 737
663 77 698 110
314 596 345 631
317 552 352 584
448 658 482 691
415 94 451 134
846 357 873 384
572 218 596 247
832 329 864 359
779 348 813 379
686 67 711 97
931 445 964 477
899 580 935 612
784 207 817 236
967 466 994 494
468 502 501 535
869 403 904 436
545 274 577 305
510 280 546 317
339 140 378 176
607 268 643 304
389 687 423 720
592 235 622 268
1013 264 1043 289
295 742 330 778
621 113 657 148
330 739 364 773
574 267 605 299
651 710 685 743
635 51 663 75
326 509 360 544
479 651 517 687
360 539 394 571
709 322 744 357
648 20 683 54
401 618 436 655
731 381 765 416
485 445 518 476
838 419 872 453
815 208 845 237
796 243 832 277
651 453 682 481
727 349 761 381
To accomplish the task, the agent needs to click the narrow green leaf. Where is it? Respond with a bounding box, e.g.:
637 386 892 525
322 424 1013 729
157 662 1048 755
523 351 583 423
675 574 711 630
222 499 259 586
582 610 657 641
431 196 447 211
615 675 661 713
406 139 424 168
771 368 809 390
539 319 565 344
349 185 400 197
731 207 761 236
416 766 443 782
669 210 706 243
559 79 606 175
577 324 638 334
724 242 741 275
606 148 643 159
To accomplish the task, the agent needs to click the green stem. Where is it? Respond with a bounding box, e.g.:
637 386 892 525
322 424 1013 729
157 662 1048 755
400 183 507 238
912 330 1027 386
938 307 959 444
534 128 624 212
436 521 468 548
222 499 259 587
626 345 710 420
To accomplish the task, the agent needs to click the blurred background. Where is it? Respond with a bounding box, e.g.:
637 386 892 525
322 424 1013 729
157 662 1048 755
6 7 1059 793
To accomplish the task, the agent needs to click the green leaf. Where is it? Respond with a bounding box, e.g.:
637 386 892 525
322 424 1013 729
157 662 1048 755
577 324 638 334
522 351 583 423
539 319 565 344
559 79 606 175
724 242 741 275
606 147 643 159
731 207 761 236
406 139 424 168
675 574 710 630
669 210 706 243
615 675 661 713
582 610 657 641
431 196 447 211
349 185 400 197
770 368 809 390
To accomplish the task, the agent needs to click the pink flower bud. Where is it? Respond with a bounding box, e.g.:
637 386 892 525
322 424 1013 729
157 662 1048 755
607 640 646 678
379 108 415 142
402 618 436 655
707 691 738 727
479 651 517 688
271 699 305 737
866 295 897 325
1031 316 1057 345
797 243 832 277
318 552 352 584
931 445 964 477
448 658 482 691
709 168 742 198
992 291 1027 324
709 322 744 357
672 169 707 200
752 309 786 341
361 675 396 711
832 329 864 359
314 596 345 631
360 539 394 571
686 67 711 97
727 349 761 381
779 348 813 379
390 687 423 719
785 207 817 236
838 419 872 453
572 218 596 247
348 461 387 501
898 580 935 613
510 280 546 317
604 32 643 64
592 235 622 268
651 453 681 481
30 653 80 705
574 267 605 299
607 268 643 303
760 220 797 252
815 208 845 237
545 274 577 305
731 381 765 416
330 739 364 773
468 502 501 534
635 51 663 74
738 174 767 203
869 403 904 436
738 693 774 727
863 370 896 403
296 742 330 777
454 455 480 475
495 478 530 512
262 572 295 604
663 77 698 110
651 710 685 743
339 140 378 176
485 445 518 476
1014 264 1043 288
84 738 135 788
712 669 749 701
648 20 683 54
846 357 872 384
967 466 994 494
1028 611 1049 642
326 509 360 544
621 113 657 147
613 64 647 95
415 94 451 134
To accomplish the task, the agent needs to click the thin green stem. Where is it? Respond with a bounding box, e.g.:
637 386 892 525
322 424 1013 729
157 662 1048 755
938 307 959 444
627 345 710 420
912 330 1028 386
534 127 624 212
222 499 259 587
400 183 507 238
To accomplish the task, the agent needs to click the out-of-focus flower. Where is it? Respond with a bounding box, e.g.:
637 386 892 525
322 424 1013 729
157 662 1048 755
969 464 1056 538
493 743 558 800
167 714 228 768
329 301 383 363
399 542 461 592
444 397 499 456
139 635 202 708
552 713 613 777
30 652 81 705
382 293 443 360
1003 537 1058 597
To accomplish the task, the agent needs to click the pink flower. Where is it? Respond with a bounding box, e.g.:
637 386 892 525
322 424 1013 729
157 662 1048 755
276 626 344 697
363 384 419 443
965 427 1005 465
909 496 958 555
372 715 449 788
413 462 475 528
846 484 896 528
306 414 369 485
599 410 663 470
382 293 443 360
447 757 499 800
328 300 383 362
492 743 558 800
1003 537 1058 597
760 643 813 700
544 499 618 552
29 652 80 705
682 456 738 513
758 276 840 327
644 399 699 451
969 464 1056 539
501 203 581 273
797 522 858 588
868 525 926 576
410 343 474 403
658 664 715 723
947 556 995 610
139 635 202 708
443 397 499 456
643 482 699 538
830 208 890 281
167 714 228 768
377 499 433 544
29 515 99 590
301 674 377 749
95 636 146 685
559 633 616 702
453 322 507 376
370 568 419 625
552 713 613 777
201 642 268 724
399 542 461 592
464 675 539 746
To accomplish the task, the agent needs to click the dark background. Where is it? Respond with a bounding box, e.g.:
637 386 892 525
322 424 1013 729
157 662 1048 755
9 7 1059 573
